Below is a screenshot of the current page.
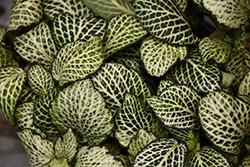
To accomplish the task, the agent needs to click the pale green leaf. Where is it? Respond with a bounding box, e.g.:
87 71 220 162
103 14 147 58
0 66 26 125
133 138 187 167
157 79 174 95
53 14 106 49
199 91 250 154
91 62 151 114
51 79 114 145
133 0 200 45
80 0 135 20
238 70 250 103
13 22 57 70
221 71 236 89
0 45 19 67
8 0 43 31
28 65 54 96
239 155 250 167
49 159 69 167
17 129 55 167
141 36 187 77
0 28 5 42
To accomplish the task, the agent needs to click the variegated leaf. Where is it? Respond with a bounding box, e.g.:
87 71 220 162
199 91 250 154
199 37 232 64
115 155 130 167
157 79 174 95
17 129 55 167
133 138 187 167
80 0 135 20
176 0 188 12
49 159 69 167
15 102 34 129
28 65 54 96
53 14 106 49
239 155 250 167
141 36 187 77
52 36 104 86
114 57 142 73
202 0 249 29
235 31 248 51
184 6 203 33
14 22 57 70
91 62 151 114
185 146 230 167
113 44 141 61
75 146 123 167
0 45 19 67
221 71 236 89
128 129 157 164
43 0 93 20
0 28 5 42
238 70 250 103
133 0 200 45
103 14 147 58
19 86 36 103
50 79 114 145
8 0 43 31
0 66 26 125
147 85 200 130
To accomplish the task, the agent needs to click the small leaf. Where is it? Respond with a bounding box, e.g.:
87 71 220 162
133 138 187 166
0 45 18 67
52 36 104 86
28 65 54 96
199 91 250 154
19 86 37 103
157 79 174 95
141 36 187 77
0 28 5 42
114 57 142 73
49 159 69 167
0 66 26 125
8 0 43 31
175 0 188 12
80 0 135 20
103 14 147 58
75 146 123 167
133 0 200 45
238 70 250 103
234 31 248 51
239 155 250 167
15 102 34 129
221 71 236 89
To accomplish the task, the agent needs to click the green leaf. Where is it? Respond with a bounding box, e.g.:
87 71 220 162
141 36 187 77
19 86 36 104
28 65 54 96
234 31 248 51
103 14 147 58
199 37 232 64
80 0 135 20
14 22 57 70
185 146 230 167
15 102 34 129
0 45 18 67
238 70 250 103
133 0 200 45
75 146 123 167
43 0 93 20
221 71 236 89
17 129 55 167
52 13 106 49
128 129 157 164
52 36 104 86
175 0 188 12
0 28 5 42
114 57 142 73
147 85 200 130
49 159 69 167
239 155 250 167
133 138 187 166
91 62 151 114
202 0 249 29
199 91 250 154
50 79 114 145
8 0 43 31
157 79 174 95
0 66 26 125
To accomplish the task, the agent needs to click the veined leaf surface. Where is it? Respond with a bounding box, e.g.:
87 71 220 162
52 36 104 86
19 86 36 103
147 85 200 130
14 22 57 70
238 70 250 103
133 138 187 167
53 14 106 49
103 14 147 58
239 155 250 167
199 91 250 154
51 79 114 145
176 0 188 13
133 0 200 45
15 102 34 129
43 0 93 20
0 66 26 125
0 28 5 42
80 0 135 20
141 36 187 77
91 62 151 114
157 79 174 95
0 45 18 67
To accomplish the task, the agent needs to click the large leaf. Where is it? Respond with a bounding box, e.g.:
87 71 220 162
0 66 26 125
239 155 250 167
75 146 123 167
80 0 135 20
50 79 114 145
43 0 93 20
238 70 250 103
14 22 57 70
91 62 151 114
133 0 200 45
199 91 250 154
103 14 147 58
8 0 43 31
133 138 187 166
0 45 18 67
140 36 187 77
53 14 106 49
52 36 104 86
147 85 200 130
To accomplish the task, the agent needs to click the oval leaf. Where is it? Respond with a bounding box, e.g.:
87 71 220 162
238 70 250 103
15 102 34 129
0 45 19 67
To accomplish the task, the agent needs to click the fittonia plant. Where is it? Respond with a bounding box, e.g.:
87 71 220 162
1 0 250 166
